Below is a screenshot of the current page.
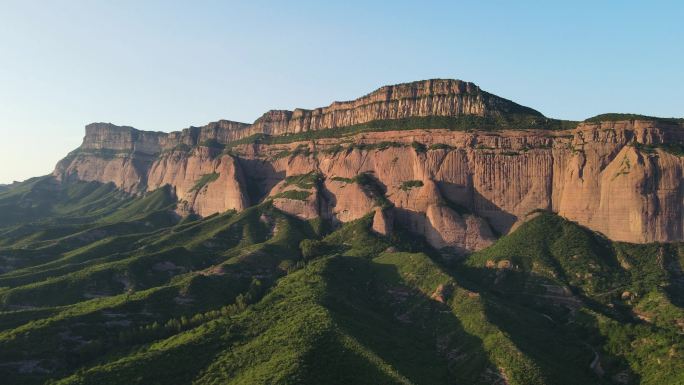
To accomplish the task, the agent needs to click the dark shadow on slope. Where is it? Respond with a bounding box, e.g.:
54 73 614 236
662 243 684 308
319 256 496 385
440 211 651 384
299 328 414 385
447 265 638 385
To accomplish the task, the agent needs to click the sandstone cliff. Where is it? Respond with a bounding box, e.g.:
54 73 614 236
53 80 684 252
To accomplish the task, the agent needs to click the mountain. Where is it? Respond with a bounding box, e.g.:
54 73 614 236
53 79 684 251
0 79 683 384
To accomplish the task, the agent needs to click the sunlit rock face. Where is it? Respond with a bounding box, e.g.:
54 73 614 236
53 79 684 252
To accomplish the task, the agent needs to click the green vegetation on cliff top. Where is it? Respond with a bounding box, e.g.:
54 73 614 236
222 115 579 150
584 113 684 124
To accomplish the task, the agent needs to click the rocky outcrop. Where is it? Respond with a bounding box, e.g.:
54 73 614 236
54 150 152 192
268 178 321 221
146 147 249 216
372 208 393 236
80 123 167 154
52 80 684 252
553 121 684 243
425 204 495 252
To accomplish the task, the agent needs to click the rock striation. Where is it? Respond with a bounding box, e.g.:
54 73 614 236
53 79 684 252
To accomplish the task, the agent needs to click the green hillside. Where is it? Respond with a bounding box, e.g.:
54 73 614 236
0 180 681 384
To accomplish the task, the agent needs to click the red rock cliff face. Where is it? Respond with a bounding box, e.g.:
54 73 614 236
53 80 684 252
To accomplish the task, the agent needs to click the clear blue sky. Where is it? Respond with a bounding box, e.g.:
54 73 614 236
1 0 682 183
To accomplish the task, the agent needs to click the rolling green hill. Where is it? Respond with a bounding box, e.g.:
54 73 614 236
0 179 681 384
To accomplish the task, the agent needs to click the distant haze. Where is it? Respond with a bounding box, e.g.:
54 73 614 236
1 0 682 183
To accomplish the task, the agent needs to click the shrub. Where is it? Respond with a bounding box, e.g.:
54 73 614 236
284 172 322 189
189 173 220 192
345 172 392 208
411 141 427 154
633 141 684 157
399 180 424 191
331 176 354 183
271 190 311 201
199 139 225 150
299 239 327 260
429 143 453 150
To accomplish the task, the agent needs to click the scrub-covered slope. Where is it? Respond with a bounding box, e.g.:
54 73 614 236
0 179 681 385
